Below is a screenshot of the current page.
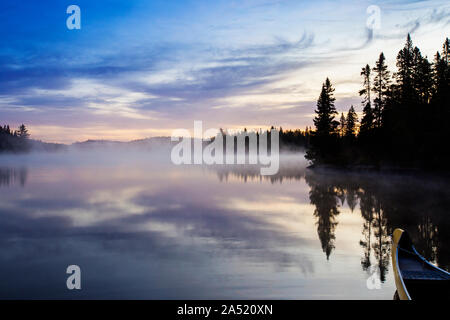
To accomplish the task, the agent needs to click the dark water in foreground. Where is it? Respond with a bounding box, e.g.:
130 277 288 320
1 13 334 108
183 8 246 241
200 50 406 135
0 152 449 299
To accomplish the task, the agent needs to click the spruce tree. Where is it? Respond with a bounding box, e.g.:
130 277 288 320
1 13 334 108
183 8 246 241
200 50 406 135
395 34 415 101
444 38 450 98
359 64 374 134
433 52 448 100
372 53 390 127
345 105 358 137
313 78 338 136
359 64 372 109
443 37 449 64
17 124 30 139
360 104 374 134
411 47 433 104
433 39 450 104
339 113 346 137
306 78 339 164
432 39 450 146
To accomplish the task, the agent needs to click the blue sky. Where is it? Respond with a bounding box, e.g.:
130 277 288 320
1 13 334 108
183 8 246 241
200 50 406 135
0 0 449 142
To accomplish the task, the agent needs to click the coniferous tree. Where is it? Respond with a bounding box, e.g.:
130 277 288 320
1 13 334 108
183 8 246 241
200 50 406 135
360 64 375 135
411 47 433 104
359 64 372 109
17 124 30 139
306 78 339 164
313 78 338 136
417 56 433 104
443 38 450 92
443 38 450 99
395 34 416 101
372 53 390 128
433 52 445 94
430 38 450 164
339 113 346 137
433 40 450 105
345 105 358 138
386 34 422 162
441 37 449 65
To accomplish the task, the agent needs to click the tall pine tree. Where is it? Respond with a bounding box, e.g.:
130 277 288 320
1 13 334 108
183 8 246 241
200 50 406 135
372 53 390 128
395 34 416 102
360 64 374 134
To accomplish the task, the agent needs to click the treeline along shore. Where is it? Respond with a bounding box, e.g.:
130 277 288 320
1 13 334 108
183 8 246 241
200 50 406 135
0 124 31 152
0 124 66 153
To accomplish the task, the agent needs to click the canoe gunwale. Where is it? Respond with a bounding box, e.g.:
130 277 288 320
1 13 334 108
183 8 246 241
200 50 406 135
392 228 450 300
392 229 412 300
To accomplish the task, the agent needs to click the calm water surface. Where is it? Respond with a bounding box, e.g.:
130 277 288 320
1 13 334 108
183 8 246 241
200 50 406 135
0 151 449 299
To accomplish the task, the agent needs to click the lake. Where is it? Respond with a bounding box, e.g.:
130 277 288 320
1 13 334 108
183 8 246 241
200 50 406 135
0 151 449 299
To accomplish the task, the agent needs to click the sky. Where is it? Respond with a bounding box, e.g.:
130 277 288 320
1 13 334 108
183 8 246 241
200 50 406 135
0 0 449 143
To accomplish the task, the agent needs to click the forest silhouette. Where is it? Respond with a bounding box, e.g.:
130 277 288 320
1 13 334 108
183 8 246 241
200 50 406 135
0 124 30 152
307 35 450 170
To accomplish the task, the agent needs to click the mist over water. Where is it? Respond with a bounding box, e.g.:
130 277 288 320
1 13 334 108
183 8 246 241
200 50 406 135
0 150 449 299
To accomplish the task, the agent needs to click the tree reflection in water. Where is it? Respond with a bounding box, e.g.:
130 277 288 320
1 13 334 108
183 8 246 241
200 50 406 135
0 167 27 187
305 172 340 260
305 171 392 281
213 165 450 278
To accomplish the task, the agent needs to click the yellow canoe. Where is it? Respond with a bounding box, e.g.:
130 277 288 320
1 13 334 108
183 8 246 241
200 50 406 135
392 228 450 300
